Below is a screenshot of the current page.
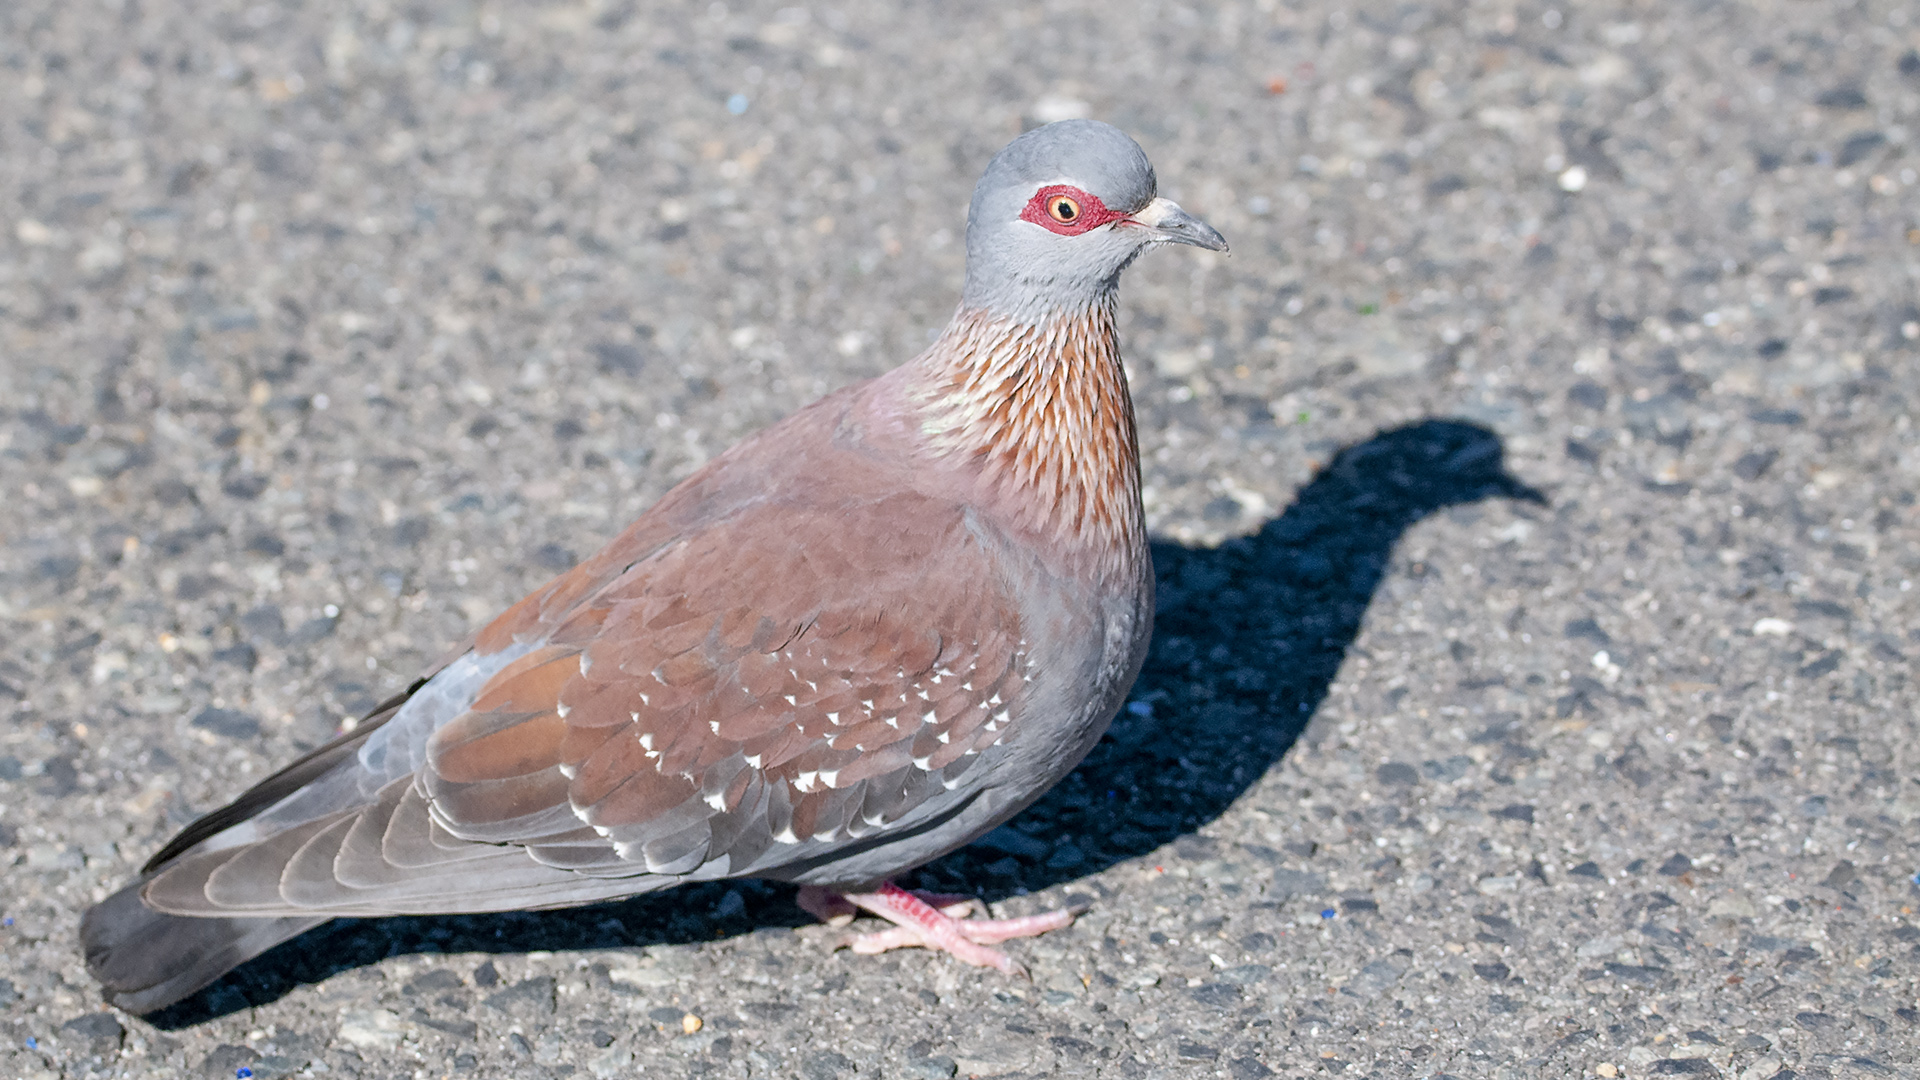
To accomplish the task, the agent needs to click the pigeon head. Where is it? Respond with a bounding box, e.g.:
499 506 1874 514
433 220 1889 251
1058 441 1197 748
961 120 1227 321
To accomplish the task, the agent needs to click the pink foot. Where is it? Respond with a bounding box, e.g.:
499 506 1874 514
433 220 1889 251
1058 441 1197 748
798 881 1088 977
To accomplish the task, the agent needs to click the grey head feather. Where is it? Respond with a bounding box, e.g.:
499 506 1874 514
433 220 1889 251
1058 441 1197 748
961 120 1164 321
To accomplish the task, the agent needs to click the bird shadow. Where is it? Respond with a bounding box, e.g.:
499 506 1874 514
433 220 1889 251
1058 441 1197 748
142 417 1540 1028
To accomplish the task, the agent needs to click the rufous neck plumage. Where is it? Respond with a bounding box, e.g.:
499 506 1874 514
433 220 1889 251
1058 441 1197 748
903 296 1146 583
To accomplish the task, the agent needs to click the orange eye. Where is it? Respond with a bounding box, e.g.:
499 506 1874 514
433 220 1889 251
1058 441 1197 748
1046 194 1081 224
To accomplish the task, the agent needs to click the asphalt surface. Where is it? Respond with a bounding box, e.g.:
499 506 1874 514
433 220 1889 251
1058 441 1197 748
4 0 1919 1077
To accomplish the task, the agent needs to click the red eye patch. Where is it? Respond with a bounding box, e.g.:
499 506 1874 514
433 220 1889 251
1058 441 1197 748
1019 185 1127 236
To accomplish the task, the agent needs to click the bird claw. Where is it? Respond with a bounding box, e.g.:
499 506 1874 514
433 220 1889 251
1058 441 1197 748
802 880 1083 977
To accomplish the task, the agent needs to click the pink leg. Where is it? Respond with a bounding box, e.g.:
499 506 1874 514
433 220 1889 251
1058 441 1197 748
799 884 979 923
910 891 988 918
802 881 1088 977
796 885 859 927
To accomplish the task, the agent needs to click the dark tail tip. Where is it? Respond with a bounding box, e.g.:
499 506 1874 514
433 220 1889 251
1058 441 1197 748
80 881 326 1015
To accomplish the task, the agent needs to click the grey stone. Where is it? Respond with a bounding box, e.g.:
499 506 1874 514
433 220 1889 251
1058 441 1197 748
900 1056 958 1080
1188 983 1240 1007
60 1013 124 1054
799 1050 856 1079
201 1044 261 1076
1647 1059 1718 1075
1350 952 1411 998
403 969 463 995
483 977 555 1017
1657 854 1693 877
1177 1040 1219 1061
1376 761 1419 785
191 708 261 740
1271 868 1326 899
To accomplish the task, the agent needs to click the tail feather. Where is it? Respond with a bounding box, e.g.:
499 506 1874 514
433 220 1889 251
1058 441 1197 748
80 879 327 1015
81 679 430 1013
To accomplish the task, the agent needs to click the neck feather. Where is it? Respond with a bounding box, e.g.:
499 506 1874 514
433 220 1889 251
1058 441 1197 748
903 298 1145 581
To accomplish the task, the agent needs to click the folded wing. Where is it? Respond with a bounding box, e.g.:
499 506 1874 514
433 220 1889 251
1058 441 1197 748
142 492 1032 917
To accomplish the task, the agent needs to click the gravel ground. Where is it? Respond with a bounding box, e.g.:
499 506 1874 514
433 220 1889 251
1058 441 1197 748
4 0 1920 1077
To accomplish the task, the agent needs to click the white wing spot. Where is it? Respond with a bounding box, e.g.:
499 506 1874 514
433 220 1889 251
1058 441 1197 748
744 753 763 768
772 826 800 844
638 733 655 750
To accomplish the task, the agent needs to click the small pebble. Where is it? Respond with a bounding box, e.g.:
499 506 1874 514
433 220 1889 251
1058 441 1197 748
681 1013 703 1034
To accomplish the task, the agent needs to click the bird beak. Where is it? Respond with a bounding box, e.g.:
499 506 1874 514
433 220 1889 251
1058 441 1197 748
1124 197 1229 252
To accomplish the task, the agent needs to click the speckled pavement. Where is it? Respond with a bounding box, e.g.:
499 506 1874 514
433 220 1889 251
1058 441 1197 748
3 1 1918 1078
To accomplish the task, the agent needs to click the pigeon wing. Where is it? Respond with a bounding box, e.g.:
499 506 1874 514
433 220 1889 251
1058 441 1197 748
141 491 1033 917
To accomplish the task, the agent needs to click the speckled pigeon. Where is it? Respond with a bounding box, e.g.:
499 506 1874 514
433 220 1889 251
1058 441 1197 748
82 119 1227 1014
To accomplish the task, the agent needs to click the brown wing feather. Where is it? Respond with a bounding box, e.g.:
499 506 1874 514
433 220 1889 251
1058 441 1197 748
141 477 1036 915
419 492 1031 877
